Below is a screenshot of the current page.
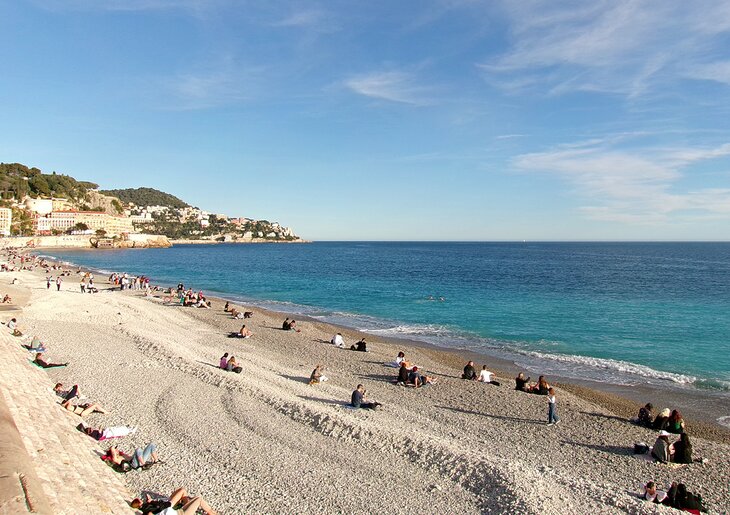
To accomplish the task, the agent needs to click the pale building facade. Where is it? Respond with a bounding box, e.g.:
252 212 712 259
0 208 12 236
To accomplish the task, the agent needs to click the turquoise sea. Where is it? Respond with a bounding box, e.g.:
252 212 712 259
44 242 730 394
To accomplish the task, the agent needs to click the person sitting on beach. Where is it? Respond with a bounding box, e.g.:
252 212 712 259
665 409 686 434
7 317 23 336
397 362 410 385
104 442 159 472
226 356 242 373
351 338 367 352
532 375 550 395
238 325 253 338
653 408 671 430
391 351 412 369
331 333 345 348
219 353 229 369
2 294 11 303
25 336 47 353
131 487 217 515
651 430 672 463
350 384 381 410
477 365 500 386
224 302 230 312
637 403 654 428
461 361 477 380
282 318 291 330
78 421 137 441
642 481 668 504
515 372 531 392
407 367 436 387
309 365 328 385
671 433 693 464
33 353 68 369
665 482 707 512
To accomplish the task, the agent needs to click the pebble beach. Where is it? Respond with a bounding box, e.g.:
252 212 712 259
4 256 730 514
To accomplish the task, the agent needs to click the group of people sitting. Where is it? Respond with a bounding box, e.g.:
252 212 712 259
219 353 243 373
643 481 707 512
637 404 686 434
514 373 550 395
462 361 501 386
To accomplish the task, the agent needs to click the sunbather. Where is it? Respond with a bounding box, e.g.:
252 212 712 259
78 421 137 441
105 442 159 471
131 487 217 515
34 353 68 369
61 398 108 417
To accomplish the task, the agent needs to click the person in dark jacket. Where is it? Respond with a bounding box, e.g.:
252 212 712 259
672 433 693 464
461 361 477 380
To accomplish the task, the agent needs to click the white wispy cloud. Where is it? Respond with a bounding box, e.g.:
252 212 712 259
514 138 730 223
344 71 432 105
480 0 730 98
496 134 526 140
31 0 223 12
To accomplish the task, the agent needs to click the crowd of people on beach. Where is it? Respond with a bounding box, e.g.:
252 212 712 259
1 248 718 513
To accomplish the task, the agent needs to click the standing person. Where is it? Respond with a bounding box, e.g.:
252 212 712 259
547 387 560 425
46 276 52 289
80 276 86 293
55 276 62 291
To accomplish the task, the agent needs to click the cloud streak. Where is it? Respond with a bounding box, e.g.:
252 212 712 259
514 138 730 223
480 0 730 98
344 71 432 105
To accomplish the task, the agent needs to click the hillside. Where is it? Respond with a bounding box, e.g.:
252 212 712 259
0 162 97 202
99 187 189 209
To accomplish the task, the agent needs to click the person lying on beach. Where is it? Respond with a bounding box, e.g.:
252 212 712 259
61 398 109 417
103 442 159 472
350 338 367 352
671 433 694 464
515 372 531 392
78 421 137 441
351 384 381 410
477 365 500 386
309 365 328 385
226 356 242 373
642 481 668 504
33 353 68 369
637 403 654 428
461 361 477 380
331 332 345 348
219 353 229 369
653 408 671 430
131 487 217 515
651 430 672 463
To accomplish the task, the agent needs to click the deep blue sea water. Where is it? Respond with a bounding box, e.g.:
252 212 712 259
44 242 730 393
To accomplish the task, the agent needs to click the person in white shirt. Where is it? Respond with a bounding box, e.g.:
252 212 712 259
477 365 501 386
331 333 345 348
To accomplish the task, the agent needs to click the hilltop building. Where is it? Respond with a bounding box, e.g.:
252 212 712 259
0 208 12 236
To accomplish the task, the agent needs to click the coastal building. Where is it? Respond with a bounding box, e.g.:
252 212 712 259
32 211 135 237
0 208 12 236
24 198 53 215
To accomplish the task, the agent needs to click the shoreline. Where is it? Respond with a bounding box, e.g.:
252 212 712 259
4 252 730 513
28 248 730 437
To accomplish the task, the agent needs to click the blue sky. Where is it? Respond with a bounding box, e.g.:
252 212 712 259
2 0 730 240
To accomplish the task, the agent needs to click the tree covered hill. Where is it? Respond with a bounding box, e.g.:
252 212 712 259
0 162 98 202
99 187 189 208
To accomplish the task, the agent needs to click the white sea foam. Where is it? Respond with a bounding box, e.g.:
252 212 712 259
519 350 697 385
717 416 730 429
